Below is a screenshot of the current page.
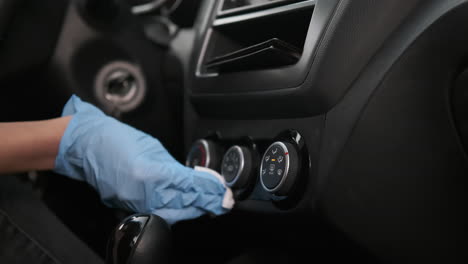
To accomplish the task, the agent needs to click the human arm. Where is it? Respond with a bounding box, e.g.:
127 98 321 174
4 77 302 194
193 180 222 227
0 116 72 174
0 95 233 224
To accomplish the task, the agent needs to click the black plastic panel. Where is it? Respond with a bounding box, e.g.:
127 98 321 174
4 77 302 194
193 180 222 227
181 0 468 262
321 1 468 262
188 0 423 119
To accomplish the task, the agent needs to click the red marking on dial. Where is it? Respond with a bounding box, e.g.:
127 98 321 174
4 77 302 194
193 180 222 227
199 145 207 166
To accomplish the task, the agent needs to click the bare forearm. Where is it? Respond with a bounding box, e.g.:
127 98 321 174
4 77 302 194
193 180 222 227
0 116 72 174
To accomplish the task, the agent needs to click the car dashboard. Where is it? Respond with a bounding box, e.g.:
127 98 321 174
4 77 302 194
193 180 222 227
1 0 468 263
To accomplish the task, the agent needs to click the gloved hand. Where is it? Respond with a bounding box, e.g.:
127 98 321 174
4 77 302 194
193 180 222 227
54 95 234 224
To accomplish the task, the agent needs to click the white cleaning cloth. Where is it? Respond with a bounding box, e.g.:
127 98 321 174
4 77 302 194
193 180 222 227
195 166 235 210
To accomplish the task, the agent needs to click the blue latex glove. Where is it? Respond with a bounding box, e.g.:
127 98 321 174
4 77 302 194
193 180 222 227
54 95 234 224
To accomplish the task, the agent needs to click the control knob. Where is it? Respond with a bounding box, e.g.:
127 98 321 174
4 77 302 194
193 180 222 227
185 139 221 170
221 145 253 189
260 141 299 196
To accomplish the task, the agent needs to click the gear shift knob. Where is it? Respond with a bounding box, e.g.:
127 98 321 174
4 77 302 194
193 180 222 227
106 214 171 264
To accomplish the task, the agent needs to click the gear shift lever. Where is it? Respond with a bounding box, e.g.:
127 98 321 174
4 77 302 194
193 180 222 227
106 214 171 264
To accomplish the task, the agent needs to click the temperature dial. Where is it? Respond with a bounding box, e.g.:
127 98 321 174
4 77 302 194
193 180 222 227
260 141 299 196
186 139 221 170
221 145 253 188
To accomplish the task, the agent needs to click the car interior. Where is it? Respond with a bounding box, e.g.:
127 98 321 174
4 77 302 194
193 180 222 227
1 0 467 263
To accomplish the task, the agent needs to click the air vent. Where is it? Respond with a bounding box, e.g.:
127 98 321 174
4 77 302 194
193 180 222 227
198 1 315 75
219 0 307 17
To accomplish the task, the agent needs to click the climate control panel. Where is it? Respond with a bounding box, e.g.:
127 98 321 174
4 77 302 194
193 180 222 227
186 130 308 208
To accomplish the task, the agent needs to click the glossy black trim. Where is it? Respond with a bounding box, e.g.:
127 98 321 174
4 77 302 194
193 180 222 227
106 215 148 264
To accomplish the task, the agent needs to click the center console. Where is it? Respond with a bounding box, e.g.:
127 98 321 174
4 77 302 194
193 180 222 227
184 0 411 214
176 0 468 262
182 0 346 213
